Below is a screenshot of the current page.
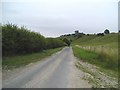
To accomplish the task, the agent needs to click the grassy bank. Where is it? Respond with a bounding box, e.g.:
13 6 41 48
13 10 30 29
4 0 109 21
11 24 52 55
72 33 118 71
72 46 118 72
73 33 118 47
3 47 63 69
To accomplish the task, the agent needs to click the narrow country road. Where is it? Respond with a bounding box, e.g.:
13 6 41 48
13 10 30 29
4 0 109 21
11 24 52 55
3 47 91 88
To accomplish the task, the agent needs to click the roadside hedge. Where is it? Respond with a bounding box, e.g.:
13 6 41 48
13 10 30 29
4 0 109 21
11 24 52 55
2 24 65 56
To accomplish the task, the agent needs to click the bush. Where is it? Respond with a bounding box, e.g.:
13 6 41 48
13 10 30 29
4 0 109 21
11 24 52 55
63 38 71 46
46 38 65 49
2 24 65 56
97 33 104 36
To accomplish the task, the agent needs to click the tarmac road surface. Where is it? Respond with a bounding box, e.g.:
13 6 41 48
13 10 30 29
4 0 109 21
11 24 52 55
3 47 91 88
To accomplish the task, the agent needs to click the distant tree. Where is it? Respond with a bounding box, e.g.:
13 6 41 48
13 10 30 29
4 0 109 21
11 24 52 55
70 39 72 42
87 34 89 36
78 33 85 38
97 33 104 36
104 29 110 34
72 34 75 36
63 38 71 46
66 34 71 36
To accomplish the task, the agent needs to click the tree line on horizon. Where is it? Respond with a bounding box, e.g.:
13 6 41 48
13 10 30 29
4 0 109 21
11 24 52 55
2 24 66 56
60 29 111 40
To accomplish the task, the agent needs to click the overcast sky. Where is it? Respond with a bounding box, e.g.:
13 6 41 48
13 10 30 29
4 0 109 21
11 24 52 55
1 0 119 37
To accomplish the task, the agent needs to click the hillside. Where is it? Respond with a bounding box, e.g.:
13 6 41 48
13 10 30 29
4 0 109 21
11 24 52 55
72 33 118 72
73 33 118 48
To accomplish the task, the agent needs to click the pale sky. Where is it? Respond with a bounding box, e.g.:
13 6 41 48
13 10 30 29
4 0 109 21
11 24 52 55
1 0 119 37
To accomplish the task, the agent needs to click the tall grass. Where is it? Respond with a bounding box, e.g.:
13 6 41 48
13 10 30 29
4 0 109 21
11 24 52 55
73 46 118 71
76 45 118 62
73 33 118 71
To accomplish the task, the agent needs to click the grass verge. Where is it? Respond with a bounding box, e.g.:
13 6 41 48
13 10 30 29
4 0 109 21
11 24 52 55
72 46 118 74
3 47 63 69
